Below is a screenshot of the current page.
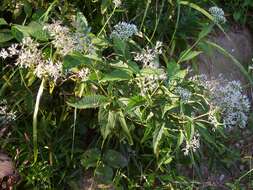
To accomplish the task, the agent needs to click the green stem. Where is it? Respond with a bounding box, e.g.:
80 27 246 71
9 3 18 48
140 0 151 31
98 7 116 37
71 108 77 160
33 78 45 163
150 0 165 41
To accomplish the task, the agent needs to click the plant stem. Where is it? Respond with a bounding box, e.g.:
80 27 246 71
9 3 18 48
98 7 116 37
33 78 45 164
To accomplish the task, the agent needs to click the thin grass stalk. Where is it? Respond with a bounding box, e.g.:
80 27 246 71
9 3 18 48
98 7 116 37
168 0 180 49
140 0 151 31
71 108 77 160
150 0 165 41
33 78 45 163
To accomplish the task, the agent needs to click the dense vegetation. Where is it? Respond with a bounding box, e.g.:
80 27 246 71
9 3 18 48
0 0 253 189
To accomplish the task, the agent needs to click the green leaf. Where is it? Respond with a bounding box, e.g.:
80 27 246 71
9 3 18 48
24 1 33 18
101 110 117 140
63 53 100 72
162 103 179 118
0 29 14 43
75 11 90 33
67 95 108 109
113 37 130 59
117 111 133 145
27 22 49 41
11 25 30 42
101 69 132 82
176 130 184 150
196 122 218 148
153 123 165 157
81 148 101 169
95 165 113 184
198 25 213 39
11 22 49 42
126 96 146 111
0 18 7 25
179 50 202 63
103 149 128 168
167 60 179 80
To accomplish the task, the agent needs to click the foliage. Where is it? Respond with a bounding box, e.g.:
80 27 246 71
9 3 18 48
0 0 252 189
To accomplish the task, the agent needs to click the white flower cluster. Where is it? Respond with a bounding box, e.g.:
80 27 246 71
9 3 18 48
209 6 226 24
34 59 63 82
44 20 74 56
76 68 90 81
192 75 250 128
182 133 200 156
208 110 219 130
210 80 250 128
0 100 16 126
175 87 192 103
0 44 19 59
110 22 138 40
43 20 93 56
0 37 43 69
134 41 163 68
136 72 167 96
0 37 63 82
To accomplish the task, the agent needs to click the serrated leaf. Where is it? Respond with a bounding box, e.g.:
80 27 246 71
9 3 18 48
67 95 108 109
153 123 165 157
118 111 133 145
103 149 128 168
81 148 101 169
101 110 117 140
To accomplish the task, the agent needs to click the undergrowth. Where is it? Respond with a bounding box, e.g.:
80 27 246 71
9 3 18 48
0 0 253 189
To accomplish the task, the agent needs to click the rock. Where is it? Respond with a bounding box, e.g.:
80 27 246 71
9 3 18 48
0 151 20 190
197 27 253 86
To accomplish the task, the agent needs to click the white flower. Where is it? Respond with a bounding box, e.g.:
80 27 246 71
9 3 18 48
0 100 16 125
209 6 226 24
76 68 90 81
134 41 163 68
136 70 167 96
193 75 250 128
44 20 94 56
16 37 44 68
34 60 63 82
110 22 138 40
0 49 9 59
8 44 19 56
182 133 200 156
113 0 122 7
175 87 192 103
